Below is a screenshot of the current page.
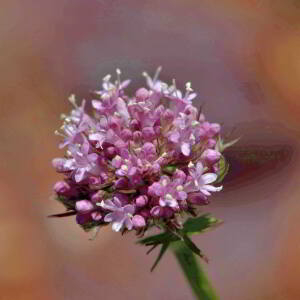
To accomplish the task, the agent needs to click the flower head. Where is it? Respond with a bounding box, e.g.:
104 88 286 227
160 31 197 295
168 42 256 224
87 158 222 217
51 67 231 235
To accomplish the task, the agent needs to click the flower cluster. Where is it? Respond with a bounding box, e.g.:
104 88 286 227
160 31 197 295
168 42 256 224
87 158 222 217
52 68 227 234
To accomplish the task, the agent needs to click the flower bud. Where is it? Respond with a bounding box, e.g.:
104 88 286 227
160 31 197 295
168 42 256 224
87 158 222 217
206 138 216 148
142 127 156 141
75 200 94 212
133 131 142 142
105 146 116 158
121 128 133 141
209 123 220 136
188 193 209 205
129 119 140 131
173 169 186 181
150 206 163 217
53 181 71 195
139 209 151 219
135 88 149 101
163 109 175 123
135 195 148 207
91 190 106 203
202 149 221 164
142 142 156 156
91 211 102 221
115 177 129 189
132 215 146 228
88 176 102 185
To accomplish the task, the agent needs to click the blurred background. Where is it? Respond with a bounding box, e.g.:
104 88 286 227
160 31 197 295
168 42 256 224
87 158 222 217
1 0 300 299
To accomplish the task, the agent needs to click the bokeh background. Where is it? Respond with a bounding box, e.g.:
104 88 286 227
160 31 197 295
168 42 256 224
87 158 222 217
1 0 300 299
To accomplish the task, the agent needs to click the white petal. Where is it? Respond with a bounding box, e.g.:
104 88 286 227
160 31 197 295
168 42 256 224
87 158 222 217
204 184 223 192
200 188 211 196
125 218 133 230
99 200 116 211
74 168 86 182
181 143 191 156
201 173 217 184
104 212 114 222
195 162 204 175
123 204 135 215
112 220 123 232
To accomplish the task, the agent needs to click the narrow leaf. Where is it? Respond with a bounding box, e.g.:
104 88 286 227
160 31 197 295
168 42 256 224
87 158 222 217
182 214 222 235
171 241 219 300
138 232 178 245
183 235 208 263
48 211 76 218
150 242 169 272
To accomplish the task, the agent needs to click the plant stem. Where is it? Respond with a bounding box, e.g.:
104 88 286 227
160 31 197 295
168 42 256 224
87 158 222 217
171 241 219 300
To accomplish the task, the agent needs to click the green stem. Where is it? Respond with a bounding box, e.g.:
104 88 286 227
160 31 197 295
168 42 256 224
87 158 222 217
171 241 219 300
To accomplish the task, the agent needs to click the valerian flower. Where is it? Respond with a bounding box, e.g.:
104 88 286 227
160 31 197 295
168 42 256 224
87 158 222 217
51 67 232 235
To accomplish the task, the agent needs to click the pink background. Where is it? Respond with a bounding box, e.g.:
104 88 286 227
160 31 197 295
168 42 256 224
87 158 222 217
1 1 300 299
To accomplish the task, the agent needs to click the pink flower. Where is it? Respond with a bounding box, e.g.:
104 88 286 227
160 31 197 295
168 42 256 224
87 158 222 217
52 67 231 234
99 197 135 232
186 162 222 196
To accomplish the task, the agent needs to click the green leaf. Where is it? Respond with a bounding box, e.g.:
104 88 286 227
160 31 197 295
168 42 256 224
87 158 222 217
182 214 222 235
137 232 179 246
217 137 240 152
171 241 219 300
150 242 170 272
182 235 208 263
162 165 178 175
215 155 229 183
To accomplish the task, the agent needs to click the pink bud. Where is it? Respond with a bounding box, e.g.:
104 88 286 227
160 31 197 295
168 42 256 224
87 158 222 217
139 209 151 219
135 195 148 207
91 211 102 221
154 125 161 135
206 138 216 148
173 169 187 181
105 146 116 158
163 109 175 123
150 206 163 217
188 193 209 205
88 176 102 185
130 119 140 131
209 123 221 136
135 88 149 101
91 190 106 203
202 149 221 164
53 181 71 194
132 215 146 228
115 178 129 189
121 129 133 141
133 131 142 142
75 200 94 212
142 127 156 141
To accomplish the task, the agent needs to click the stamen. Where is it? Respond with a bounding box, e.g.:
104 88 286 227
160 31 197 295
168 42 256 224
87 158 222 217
188 161 194 168
153 66 162 82
176 185 184 191
68 94 77 108
121 165 128 171
103 74 111 82
116 68 121 88
54 130 67 138
165 194 173 200
162 179 168 186
172 79 179 97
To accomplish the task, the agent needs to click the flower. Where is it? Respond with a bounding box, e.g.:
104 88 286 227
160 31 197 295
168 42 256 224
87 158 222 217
98 197 135 232
186 162 223 196
51 68 231 235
